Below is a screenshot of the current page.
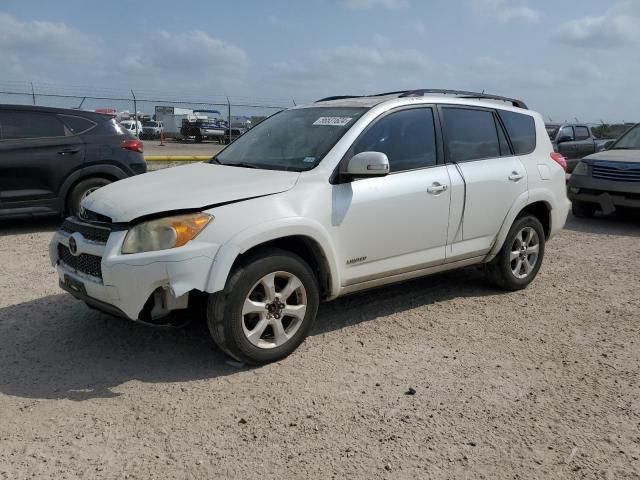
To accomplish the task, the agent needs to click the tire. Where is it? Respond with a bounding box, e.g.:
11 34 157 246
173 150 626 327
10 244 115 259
485 215 546 291
67 177 111 217
572 201 597 218
207 248 320 364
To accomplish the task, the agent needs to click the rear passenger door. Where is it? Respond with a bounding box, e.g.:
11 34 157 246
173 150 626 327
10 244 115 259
439 106 528 261
0 110 85 207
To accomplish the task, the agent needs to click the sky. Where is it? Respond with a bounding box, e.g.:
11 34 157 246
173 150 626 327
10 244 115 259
0 0 639 122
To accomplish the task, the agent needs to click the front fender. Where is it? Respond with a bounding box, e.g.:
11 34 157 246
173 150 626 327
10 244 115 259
205 217 341 299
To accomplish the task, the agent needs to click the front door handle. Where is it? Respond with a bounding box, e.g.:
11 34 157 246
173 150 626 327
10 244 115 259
427 182 449 194
58 149 79 155
508 171 524 182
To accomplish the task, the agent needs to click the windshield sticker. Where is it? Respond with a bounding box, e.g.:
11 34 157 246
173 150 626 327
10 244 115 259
313 117 353 127
303 157 316 163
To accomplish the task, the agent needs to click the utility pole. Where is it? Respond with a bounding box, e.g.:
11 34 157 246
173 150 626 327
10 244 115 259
227 96 232 144
30 82 36 105
131 90 138 137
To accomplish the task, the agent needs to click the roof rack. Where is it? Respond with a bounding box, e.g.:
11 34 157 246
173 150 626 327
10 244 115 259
398 89 528 109
315 95 362 103
314 91 406 103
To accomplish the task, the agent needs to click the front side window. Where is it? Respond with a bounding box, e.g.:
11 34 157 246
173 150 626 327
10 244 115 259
215 107 367 171
0 110 66 140
574 126 590 141
352 108 437 172
442 108 500 162
612 124 640 150
498 110 536 155
559 126 574 140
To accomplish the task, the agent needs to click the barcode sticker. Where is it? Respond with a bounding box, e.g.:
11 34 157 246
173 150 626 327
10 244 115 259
312 117 353 127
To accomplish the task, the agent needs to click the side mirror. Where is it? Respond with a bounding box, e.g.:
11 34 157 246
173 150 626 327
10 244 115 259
557 135 574 143
346 151 390 177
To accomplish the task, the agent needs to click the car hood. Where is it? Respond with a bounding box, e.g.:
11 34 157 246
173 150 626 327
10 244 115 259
583 150 640 164
82 162 300 222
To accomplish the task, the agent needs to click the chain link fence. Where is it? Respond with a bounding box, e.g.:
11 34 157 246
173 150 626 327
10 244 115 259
0 80 304 142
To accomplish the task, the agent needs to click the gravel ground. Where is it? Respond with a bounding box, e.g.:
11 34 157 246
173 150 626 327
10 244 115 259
0 212 639 479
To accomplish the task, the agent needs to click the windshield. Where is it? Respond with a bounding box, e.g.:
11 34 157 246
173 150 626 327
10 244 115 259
214 107 367 171
546 125 559 140
144 121 158 127
612 124 640 150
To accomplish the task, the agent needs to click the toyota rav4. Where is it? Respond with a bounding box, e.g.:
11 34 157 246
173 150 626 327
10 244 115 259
50 89 570 364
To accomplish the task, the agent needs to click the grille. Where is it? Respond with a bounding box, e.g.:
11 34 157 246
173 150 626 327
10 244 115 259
592 162 640 182
61 217 111 243
58 244 103 279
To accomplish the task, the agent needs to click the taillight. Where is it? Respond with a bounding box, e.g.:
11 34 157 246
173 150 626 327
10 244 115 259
550 152 567 171
121 139 143 153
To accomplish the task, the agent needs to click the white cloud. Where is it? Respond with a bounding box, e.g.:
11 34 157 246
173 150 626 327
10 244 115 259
271 44 431 98
0 13 100 79
341 0 408 10
553 1 640 48
468 0 541 24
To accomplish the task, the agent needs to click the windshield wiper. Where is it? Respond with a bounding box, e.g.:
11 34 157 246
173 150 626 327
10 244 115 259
209 157 223 165
227 162 260 169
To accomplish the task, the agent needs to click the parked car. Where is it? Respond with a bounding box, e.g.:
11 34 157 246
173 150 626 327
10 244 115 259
50 89 570 364
180 117 226 143
0 104 146 219
141 121 164 139
546 123 613 172
568 123 640 217
120 120 143 138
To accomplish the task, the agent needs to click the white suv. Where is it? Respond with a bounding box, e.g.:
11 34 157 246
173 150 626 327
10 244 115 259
50 89 570 364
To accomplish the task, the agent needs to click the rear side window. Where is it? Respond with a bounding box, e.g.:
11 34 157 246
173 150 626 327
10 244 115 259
59 115 96 135
442 108 500 162
574 126 590 141
498 110 537 155
0 110 66 140
353 107 437 172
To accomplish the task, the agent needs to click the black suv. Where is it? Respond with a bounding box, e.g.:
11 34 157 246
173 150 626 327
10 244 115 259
0 105 146 219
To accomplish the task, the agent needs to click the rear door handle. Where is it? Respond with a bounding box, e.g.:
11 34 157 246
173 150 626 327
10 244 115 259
508 172 524 182
58 149 79 155
427 182 449 194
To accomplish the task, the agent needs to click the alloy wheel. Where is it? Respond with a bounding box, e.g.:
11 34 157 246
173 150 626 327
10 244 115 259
241 271 307 349
509 226 540 279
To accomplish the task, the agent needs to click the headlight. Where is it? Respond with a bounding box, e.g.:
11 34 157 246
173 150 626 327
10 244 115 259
122 213 212 254
573 161 589 175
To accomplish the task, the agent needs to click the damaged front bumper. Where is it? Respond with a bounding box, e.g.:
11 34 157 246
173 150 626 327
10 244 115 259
49 222 219 321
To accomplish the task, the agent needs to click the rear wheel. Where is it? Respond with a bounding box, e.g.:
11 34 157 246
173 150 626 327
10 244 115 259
67 177 111 217
485 215 545 291
572 201 597 218
207 248 319 364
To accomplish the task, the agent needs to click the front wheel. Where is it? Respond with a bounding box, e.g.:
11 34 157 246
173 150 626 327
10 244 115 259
207 248 319 364
67 177 111 217
485 215 546 291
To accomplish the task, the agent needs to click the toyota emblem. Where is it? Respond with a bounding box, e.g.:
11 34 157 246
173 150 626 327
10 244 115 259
68 236 78 255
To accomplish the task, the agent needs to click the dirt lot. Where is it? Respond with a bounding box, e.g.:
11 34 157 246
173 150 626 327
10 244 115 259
1 212 639 479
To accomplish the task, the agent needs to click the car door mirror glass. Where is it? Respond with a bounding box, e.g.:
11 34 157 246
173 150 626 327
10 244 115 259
346 151 390 177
